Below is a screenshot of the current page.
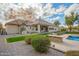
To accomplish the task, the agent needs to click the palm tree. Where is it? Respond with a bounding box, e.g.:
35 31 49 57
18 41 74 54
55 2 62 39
65 12 77 32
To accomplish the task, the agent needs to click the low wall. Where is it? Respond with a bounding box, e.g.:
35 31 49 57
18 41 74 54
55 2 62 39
49 35 63 43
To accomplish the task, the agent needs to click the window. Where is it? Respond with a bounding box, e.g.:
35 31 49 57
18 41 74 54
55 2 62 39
49 28 54 30
30 26 31 29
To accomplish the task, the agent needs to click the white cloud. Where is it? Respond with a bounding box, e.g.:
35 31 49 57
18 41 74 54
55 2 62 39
43 3 52 9
56 5 66 13
32 3 54 19
52 16 61 21
41 8 56 19
41 4 67 19
39 4 57 19
64 3 79 16
0 3 66 21
0 3 66 25
1 3 78 25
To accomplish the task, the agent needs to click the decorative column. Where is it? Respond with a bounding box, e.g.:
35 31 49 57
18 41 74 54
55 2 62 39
18 25 20 34
37 25 41 33
1 23 7 35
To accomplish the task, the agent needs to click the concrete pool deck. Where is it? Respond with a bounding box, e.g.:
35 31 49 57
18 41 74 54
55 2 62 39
50 41 79 53
49 34 79 52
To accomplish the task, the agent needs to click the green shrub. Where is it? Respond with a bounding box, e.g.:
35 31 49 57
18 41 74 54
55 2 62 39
57 31 63 35
32 38 50 53
65 51 79 56
61 28 66 32
65 32 79 34
25 34 48 45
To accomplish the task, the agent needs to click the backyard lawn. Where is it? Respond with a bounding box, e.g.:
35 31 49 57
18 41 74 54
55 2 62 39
57 31 79 35
6 35 25 43
65 32 79 34
6 33 49 43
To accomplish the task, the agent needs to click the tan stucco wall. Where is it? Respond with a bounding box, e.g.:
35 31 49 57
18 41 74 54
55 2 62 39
5 24 53 34
6 25 19 34
48 26 59 32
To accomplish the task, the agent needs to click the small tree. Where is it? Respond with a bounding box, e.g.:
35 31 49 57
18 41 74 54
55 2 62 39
53 20 60 27
75 14 79 31
65 12 77 32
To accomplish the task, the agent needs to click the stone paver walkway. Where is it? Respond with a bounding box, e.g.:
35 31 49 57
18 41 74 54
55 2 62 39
0 35 64 56
0 35 11 56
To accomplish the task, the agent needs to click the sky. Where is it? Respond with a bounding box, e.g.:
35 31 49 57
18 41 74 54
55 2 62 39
0 3 79 26
42 3 79 26
47 3 73 25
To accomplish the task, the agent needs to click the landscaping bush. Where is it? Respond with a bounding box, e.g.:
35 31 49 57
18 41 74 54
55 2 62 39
57 31 63 35
39 32 52 35
32 38 50 53
61 28 66 32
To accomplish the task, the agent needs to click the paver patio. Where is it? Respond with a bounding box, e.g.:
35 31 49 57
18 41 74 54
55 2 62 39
0 35 64 56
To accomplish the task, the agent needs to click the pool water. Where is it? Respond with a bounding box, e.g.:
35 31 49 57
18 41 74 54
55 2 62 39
67 36 79 41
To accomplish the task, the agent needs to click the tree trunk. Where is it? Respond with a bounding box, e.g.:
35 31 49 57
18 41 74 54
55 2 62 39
68 25 72 32
78 25 79 32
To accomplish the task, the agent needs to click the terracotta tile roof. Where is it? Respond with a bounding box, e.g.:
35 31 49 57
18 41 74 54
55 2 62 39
5 19 25 25
29 19 52 26
5 18 53 26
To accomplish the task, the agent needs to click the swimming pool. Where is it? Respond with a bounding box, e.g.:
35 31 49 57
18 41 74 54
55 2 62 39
63 35 79 47
67 36 79 41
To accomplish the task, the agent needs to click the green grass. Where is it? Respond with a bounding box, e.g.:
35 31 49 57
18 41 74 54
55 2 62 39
65 32 79 34
7 36 25 43
6 33 49 43
25 34 48 40
57 31 79 35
